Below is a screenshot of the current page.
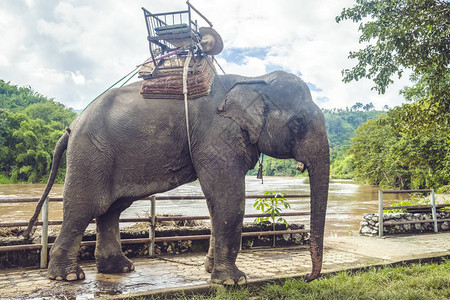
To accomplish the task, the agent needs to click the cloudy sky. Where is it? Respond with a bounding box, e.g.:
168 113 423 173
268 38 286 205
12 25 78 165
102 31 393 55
0 0 411 110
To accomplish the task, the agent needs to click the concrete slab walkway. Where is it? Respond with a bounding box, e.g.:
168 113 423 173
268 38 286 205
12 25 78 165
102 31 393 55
0 232 449 299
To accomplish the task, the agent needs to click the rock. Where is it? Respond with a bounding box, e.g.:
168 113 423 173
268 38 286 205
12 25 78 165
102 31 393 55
392 213 403 219
441 222 449 231
371 216 379 222
292 233 302 243
360 226 372 235
363 213 373 220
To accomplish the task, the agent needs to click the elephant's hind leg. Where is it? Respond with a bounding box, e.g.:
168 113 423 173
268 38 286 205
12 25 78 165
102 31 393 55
95 201 135 273
48 213 92 281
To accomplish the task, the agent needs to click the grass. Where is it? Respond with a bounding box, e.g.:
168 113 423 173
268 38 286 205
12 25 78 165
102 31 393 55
140 260 450 300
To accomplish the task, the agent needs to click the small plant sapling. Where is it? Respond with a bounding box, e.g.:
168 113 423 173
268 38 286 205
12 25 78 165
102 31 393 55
253 191 291 246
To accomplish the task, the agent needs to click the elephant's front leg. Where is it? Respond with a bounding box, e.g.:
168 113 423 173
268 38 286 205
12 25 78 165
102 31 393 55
210 207 246 285
199 171 247 285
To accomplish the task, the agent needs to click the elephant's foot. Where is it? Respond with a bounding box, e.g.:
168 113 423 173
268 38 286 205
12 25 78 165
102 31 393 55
96 254 135 274
211 266 247 285
205 255 214 273
48 260 85 281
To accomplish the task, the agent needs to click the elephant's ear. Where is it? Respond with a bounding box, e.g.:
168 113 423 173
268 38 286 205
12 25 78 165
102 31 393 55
218 81 268 144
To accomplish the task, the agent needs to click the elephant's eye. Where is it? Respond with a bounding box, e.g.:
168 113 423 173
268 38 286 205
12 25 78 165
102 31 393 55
288 117 306 136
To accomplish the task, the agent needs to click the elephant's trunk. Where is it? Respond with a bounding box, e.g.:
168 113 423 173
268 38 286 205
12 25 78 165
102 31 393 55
305 143 329 282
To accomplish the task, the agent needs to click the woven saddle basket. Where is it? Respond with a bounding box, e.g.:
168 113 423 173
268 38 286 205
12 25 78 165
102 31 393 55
139 56 216 100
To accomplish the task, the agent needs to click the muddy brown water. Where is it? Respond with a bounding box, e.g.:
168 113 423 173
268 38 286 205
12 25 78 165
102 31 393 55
0 177 408 237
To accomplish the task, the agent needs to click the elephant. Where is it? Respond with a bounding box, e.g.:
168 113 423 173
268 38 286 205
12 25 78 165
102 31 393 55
23 70 329 284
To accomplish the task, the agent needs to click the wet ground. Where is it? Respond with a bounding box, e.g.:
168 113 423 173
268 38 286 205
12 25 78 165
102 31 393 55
1 232 449 299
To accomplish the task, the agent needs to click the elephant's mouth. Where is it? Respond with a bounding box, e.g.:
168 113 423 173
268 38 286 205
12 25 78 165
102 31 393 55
296 161 305 173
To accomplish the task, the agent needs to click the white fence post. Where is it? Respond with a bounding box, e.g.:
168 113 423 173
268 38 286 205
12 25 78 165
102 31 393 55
40 197 49 268
149 196 156 258
430 189 438 233
378 191 384 237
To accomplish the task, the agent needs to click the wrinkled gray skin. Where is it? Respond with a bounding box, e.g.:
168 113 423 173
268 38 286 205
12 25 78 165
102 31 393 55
25 71 329 284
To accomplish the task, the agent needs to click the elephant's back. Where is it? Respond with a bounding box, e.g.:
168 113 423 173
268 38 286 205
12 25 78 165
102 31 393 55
69 81 198 150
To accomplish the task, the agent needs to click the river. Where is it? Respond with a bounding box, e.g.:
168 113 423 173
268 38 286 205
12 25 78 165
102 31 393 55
0 177 408 237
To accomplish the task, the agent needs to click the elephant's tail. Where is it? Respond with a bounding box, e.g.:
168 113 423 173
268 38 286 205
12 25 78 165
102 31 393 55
20 130 70 239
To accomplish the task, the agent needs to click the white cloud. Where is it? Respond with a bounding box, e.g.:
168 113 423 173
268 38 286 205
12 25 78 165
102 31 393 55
217 56 267 77
0 0 409 110
71 71 86 85
25 0 36 9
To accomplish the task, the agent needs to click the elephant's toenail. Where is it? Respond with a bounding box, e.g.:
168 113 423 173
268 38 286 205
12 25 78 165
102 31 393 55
55 276 63 281
79 273 85 280
223 278 235 285
66 273 78 281
122 267 129 272
237 276 247 285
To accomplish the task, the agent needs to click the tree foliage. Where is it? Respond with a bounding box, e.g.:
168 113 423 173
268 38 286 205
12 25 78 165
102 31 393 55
336 0 450 131
336 0 450 189
0 80 77 183
348 110 450 189
322 105 381 149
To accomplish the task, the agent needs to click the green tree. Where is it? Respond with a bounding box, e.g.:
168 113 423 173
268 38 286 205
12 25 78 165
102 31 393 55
0 80 76 183
0 80 49 112
336 0 450 130
351 102 364 111
337 0 450 188
24 101 75 126
349 110 450 189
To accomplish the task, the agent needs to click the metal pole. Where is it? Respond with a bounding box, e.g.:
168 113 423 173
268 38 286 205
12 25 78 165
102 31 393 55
273 223 276 247
40 197 49 268
186 0 213 27
378 191 384 237
239 235 242 252
431 189 438 233
149 196 156 258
